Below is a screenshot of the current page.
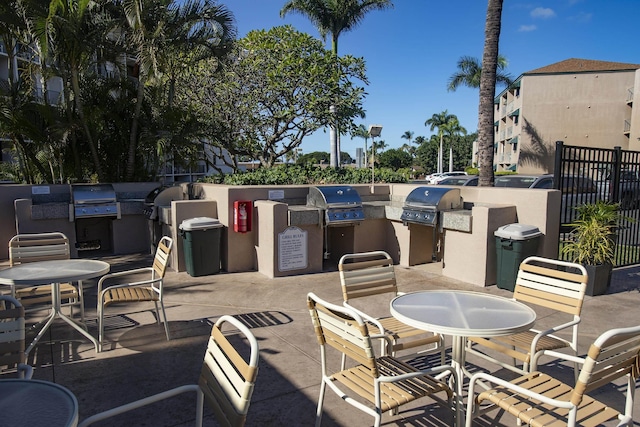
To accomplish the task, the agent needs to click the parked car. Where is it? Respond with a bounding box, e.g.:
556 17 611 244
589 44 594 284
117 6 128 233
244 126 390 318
494 174 554 189
423 173 444 184
429 171 468 184
437 176 478 186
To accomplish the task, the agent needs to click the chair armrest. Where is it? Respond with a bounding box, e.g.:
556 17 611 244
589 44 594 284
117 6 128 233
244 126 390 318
370 334 394 356
467 371 574 410
529 317 581 354
98 267 154 285
343 302 386 336
78 384 201 427
377 364 457 387
99 277 162 299
18 363 33 380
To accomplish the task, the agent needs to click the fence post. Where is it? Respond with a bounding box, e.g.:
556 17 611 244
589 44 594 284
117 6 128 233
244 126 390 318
610 146 622 203
553 141 563 190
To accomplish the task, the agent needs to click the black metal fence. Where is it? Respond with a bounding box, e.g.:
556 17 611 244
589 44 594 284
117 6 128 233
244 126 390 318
554 141 640 267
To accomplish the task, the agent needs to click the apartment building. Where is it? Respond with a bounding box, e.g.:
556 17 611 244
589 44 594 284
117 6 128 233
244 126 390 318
492 58 640 174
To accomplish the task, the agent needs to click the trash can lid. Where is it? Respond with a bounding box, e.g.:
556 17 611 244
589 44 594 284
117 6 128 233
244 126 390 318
179 217 222 231
494 223 542 240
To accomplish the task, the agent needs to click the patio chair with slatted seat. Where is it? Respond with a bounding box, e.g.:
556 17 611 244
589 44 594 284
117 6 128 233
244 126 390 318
97 236 172 351
466 256 587 380
8 232 84 322
339 251 445 362
78 314 259 427
307 292 457 427
465 323 640 427
0 295 33 379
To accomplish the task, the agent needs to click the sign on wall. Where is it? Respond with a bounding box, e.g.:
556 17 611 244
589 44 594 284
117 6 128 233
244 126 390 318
278 226 308 271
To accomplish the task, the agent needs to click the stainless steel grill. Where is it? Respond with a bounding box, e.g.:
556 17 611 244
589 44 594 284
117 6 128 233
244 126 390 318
401 186 463 263
71 184 120 219
307 186 365 226
401 187 462 226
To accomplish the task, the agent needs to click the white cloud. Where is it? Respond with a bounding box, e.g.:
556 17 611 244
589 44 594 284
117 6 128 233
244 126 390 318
568 11 593 23
530 7 556 19
518 24 538 32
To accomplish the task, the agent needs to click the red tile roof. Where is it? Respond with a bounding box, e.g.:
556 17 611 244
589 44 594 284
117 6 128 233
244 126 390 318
525 58 640 74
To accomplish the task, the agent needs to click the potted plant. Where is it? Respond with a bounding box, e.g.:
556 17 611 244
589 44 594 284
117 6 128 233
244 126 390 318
561 201 624 296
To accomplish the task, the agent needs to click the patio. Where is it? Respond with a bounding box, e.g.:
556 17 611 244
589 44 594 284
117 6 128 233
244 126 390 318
7 254 640 426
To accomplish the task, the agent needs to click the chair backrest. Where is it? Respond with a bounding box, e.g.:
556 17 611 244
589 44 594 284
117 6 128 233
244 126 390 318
339 251 398 303
9 232 70 266
152 236 173 278
199 315 260 427
513 256 587 317
570 324 640 404
0 295 26 374
307 292 378 375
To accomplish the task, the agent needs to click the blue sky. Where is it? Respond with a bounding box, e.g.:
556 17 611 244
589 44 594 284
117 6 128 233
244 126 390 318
226 0 640 159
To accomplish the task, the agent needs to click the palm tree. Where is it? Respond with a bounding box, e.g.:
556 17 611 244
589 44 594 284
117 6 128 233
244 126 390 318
120 0 235 181
401 130 414 144
442 118 467 172
350 123 369 167
477 0 503 186
280 0 394 168
447 55 512 92
425 110 459 174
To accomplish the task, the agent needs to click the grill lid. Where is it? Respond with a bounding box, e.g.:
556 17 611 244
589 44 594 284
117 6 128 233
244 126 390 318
403 186 462 211
307 185 362 209
71 183 119 218
72 184 116 205
307 186 364 225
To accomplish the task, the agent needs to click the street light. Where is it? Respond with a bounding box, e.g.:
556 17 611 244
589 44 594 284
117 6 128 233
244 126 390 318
368 124 383 192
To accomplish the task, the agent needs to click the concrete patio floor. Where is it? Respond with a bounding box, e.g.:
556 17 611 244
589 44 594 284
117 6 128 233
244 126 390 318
8 253 640 426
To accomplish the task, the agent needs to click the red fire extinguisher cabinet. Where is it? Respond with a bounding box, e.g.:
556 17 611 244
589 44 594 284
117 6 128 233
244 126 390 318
233 201 252 233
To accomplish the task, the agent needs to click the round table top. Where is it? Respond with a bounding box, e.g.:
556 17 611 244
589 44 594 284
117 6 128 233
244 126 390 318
0 259 110 286
0 379 79 427
390 290 537 337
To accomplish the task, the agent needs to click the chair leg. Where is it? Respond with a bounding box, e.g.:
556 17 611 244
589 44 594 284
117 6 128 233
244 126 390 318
77 281 85 324
98 298 105 352
158 300 170 341
315 381 327 427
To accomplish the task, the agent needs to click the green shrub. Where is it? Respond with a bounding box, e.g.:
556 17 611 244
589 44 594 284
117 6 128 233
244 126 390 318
199 165 408 185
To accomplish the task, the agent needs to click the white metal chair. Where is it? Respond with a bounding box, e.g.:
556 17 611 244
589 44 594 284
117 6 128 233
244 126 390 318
466 256 587 380
78 314 260 427
339 251 444 362
7 232 84 321
97 236 173 351
307 292 456 427
0 295 33 379
465 323 640 427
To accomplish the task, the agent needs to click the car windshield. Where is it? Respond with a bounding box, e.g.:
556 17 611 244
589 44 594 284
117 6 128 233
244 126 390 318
494 176 537 188
439 178 467 185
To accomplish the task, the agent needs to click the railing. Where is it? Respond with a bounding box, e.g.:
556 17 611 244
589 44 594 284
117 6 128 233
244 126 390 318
555 142 640 267
627 88 634 103
624 120 631 134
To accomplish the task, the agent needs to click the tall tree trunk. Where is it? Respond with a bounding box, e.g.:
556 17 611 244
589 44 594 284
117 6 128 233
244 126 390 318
477 0 503 186
126 75 145 181
71 65 104 181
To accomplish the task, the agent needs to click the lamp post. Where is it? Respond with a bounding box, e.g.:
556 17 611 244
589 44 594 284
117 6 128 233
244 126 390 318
368 124 383 192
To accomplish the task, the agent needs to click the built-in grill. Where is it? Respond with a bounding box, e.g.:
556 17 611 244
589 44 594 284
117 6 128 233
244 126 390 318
401 186 462 226
307 185 365 226
401 186 463 263
71 183 120 219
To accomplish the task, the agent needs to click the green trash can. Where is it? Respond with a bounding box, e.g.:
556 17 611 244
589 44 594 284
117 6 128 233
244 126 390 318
494 223 542 291
179 217 223 277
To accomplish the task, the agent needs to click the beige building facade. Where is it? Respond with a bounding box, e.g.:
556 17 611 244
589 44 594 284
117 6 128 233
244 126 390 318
492 58 640 174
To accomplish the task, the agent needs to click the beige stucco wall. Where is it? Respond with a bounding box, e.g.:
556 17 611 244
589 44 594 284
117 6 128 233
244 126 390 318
1 182 563 288
516 70 637 174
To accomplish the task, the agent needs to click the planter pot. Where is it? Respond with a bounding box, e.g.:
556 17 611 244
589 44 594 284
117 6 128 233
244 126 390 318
584 263 612 296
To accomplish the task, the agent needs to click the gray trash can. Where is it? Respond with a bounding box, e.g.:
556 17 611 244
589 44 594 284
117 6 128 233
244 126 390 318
494 224 543 291
179 217 223 277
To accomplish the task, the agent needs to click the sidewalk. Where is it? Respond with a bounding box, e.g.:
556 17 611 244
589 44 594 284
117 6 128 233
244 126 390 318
15 254 640 426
